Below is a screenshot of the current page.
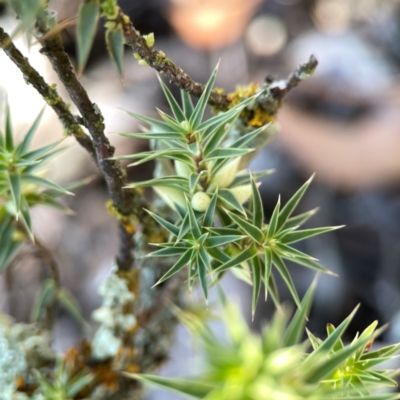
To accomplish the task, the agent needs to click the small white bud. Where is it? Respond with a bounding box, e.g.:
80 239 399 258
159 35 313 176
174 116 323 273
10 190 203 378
138 59 149 66
191 192 211 212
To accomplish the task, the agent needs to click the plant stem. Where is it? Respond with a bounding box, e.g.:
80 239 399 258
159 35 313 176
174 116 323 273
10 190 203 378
0 27 95 158
119 11 318 114
120 14 229 107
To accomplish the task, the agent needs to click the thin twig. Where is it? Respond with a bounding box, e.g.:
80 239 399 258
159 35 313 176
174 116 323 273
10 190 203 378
269 55 319 101
34 237 60 328
120 12 318 113
34 14 158 271
0 27 95 158
121 16 229 107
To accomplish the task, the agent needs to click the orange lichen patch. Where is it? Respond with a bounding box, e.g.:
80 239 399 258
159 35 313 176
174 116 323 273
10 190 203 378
105 200 138 232
92 363 120 391
125 224 135 234
64 347 81 365
15 376 26 391
64 340 92 371
15 376 37 395
117 269 139 294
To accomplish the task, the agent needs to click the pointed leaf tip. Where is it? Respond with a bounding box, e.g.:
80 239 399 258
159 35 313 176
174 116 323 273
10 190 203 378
77 1 100 74
106 26 124 77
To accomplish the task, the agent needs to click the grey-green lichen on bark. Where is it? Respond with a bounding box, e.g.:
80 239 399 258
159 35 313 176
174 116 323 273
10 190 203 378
0 311 55 400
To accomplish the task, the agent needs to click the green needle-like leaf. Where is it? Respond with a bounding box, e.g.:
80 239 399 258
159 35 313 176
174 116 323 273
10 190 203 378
124 373 214 398
16 106 45 156
215 246 256 273
355 321 379 361
204 235 244 248
203 191 218 227
57 288 87 328
230 169 274 188
148 247 188 257
204 147 253 161
106 26 124 76
0 223 16 271
189 64 219 129
175 213 191 243
5 103 13 152
189 173 202 194
275 242 318 261
186 197 202 238
197 94 258 132
284 277 317 347
122 109 172 132
264 247 272 301
304 304 360 367
218 189 246 215
361 343 400 360
326 324 345 352
30 279 55 322
119 131 185 141
285 255 335 276
181 90 194 120
21 175 73 195
7 172 21 212
282 207 319 231
230 125 267 149
225 209 263 243
203 124 231 156
77 0 100 74
157 108 188 134
267 196 280 238
19 199 33 240
157 76 186 122
22 140 62 161
272 251 301 309
281 226 343 244
146 209 180 236
251 177 264 229
197 252 209 300
154 249 194 286
276 175 314 232
306 336 371 384
250 255 261 319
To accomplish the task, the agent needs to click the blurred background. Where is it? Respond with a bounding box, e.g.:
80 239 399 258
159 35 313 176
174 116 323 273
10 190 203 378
2 0 400 398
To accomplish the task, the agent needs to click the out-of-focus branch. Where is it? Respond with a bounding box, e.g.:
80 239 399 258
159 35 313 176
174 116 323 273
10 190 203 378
269 55 319 101
0 27 95 158
119 12 318 114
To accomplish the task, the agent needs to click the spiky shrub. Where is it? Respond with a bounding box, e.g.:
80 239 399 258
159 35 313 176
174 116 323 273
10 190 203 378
0 1 399 399
116 67 339 316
